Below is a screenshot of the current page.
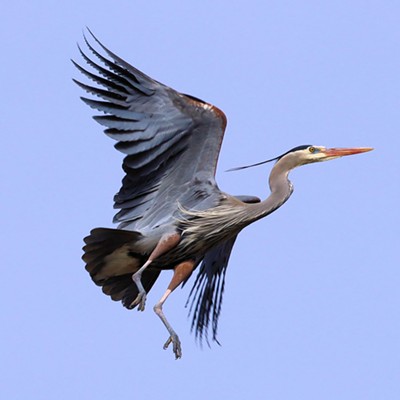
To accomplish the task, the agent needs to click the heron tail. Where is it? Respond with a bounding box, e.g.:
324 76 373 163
82 227 160 309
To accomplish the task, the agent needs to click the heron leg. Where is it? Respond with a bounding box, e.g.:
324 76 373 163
129 232 181 311
154 260 195 360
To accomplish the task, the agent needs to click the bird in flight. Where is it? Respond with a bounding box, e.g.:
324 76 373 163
73 30 372 359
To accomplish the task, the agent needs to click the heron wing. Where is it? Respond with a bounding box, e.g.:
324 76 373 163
73 31 227 230
186 195 261 344
186 235 237 345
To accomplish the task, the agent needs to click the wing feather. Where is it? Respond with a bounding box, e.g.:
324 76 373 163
74 31 227 231
186 235 236 345
186 195 261 344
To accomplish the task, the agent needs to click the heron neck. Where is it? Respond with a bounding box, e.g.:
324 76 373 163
251 162 294 222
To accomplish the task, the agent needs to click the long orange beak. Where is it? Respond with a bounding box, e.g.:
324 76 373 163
323 147 374 157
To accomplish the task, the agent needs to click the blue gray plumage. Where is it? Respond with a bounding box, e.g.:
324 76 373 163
74 30 372 358
75 30 238 344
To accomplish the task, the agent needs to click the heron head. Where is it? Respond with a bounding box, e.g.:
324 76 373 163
227 145 373 172
283 145 374 167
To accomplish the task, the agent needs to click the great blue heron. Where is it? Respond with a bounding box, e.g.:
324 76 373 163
74 31 372 359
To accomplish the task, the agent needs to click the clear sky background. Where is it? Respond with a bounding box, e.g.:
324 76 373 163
2 1 399 399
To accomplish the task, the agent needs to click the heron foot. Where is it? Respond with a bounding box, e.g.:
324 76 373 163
129 292 147 311
163 334 182 359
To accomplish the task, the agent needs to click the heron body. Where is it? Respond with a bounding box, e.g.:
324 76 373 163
75 31 372 359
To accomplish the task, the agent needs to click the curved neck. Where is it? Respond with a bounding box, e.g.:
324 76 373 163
248 161 294 222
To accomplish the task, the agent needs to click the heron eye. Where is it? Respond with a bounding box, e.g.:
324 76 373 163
309 146 316 153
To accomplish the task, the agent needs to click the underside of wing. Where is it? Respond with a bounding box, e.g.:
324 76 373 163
185 195 261 344
186 235 237 345
73 30 227 231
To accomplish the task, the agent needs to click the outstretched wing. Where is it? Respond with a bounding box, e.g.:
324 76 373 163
73 31 227 231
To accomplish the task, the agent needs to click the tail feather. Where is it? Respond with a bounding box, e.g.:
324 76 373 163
101 270 161 307
83 227 144 280
82 227 160 309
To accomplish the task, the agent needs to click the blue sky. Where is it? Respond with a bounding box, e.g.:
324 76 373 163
2 1 399 399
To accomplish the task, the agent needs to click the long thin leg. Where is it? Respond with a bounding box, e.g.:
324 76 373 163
153 260 195 359
129 232 181 311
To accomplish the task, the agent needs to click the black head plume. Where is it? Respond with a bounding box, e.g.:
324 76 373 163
226 145 312 172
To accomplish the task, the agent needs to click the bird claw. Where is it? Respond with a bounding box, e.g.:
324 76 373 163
163 334 182 359
129 292 147 311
